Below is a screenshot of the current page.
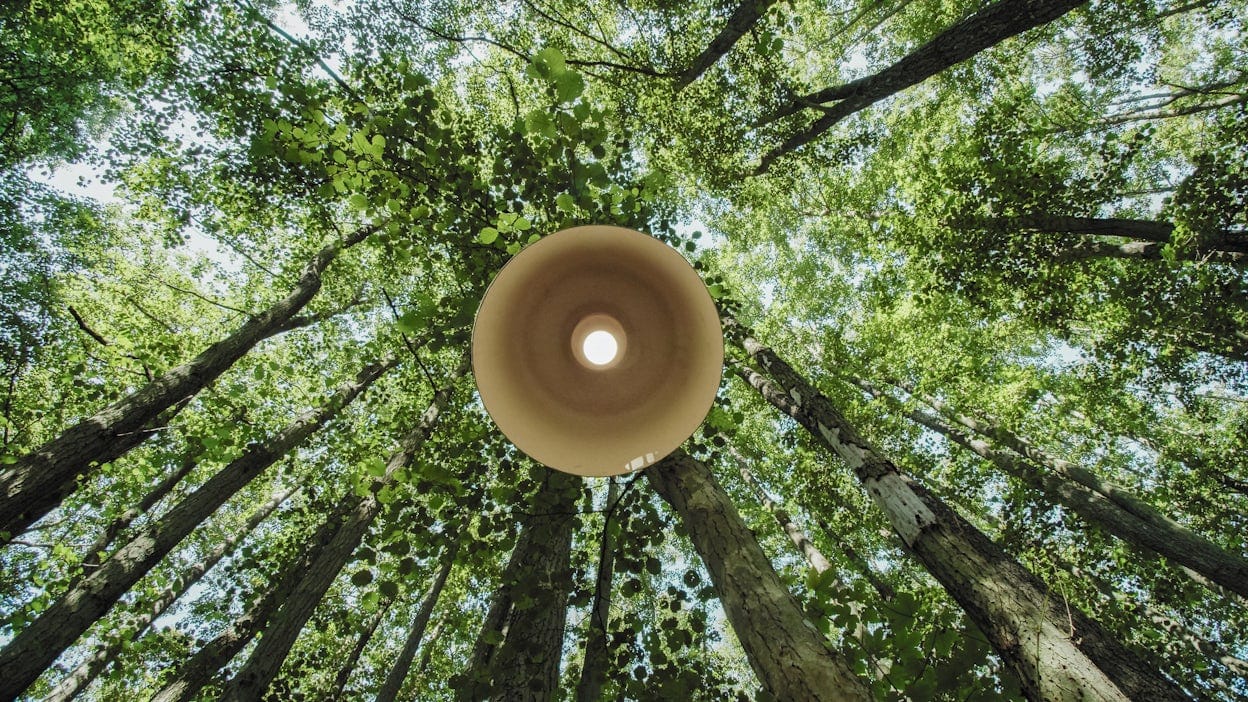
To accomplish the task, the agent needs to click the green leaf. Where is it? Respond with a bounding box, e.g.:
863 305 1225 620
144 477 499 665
363 457 387 477
532 47 566 77
555 192 576 213
396 311 421 334
555 71 585 103
523 110 556 139
477 227 500 245
379 579 399 599
349 193 370 210
351 569 373 587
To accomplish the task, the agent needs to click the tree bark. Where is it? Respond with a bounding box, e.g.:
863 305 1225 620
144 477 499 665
733 450 836 574
725 320 1188 702
814 517 895 602
676 0 782 90
575 479 620 702
755 0 1085 173
474 469 581 702
329 597 392 700
0 356 394 702
149 498 353 702
68 451 198 587
42 486 296 702
218 360 465 702
418 617 446 675
1060 559 1248 683
646 450 871 701
376 538 460 702
1052 238 1247 265
0 222 380 540
885 381 1248 599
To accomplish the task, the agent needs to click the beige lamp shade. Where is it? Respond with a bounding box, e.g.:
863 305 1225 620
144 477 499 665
472 225 723 477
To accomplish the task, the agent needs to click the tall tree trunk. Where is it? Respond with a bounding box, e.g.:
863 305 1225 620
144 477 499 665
732 450 836 574
646 450 871 701
575 478 621 702
732 450 888 673
1058 558 1248 683
725 320 1188 701
1050 238 1247 266
0 357 394 702
218 360 465 702
417 617 446 675
329 597 392 700
676 0 781 89
149 498 353 702
755 0 1085 173
814 517 896 602
376 538 460 702
881 380 1248 599
0 222 380 540
474 469 581 702
68 452 198 588
956 214 1248 255
43 486 297 702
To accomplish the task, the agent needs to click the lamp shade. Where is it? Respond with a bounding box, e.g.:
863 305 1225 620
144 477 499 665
472 225 723 477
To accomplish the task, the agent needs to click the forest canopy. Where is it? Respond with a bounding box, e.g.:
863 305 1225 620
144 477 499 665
1 0 1246 699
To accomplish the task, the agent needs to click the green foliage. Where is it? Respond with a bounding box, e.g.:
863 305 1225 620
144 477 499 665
3 0 1247 700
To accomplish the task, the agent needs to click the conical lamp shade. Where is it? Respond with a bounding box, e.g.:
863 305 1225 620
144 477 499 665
472 225 723 477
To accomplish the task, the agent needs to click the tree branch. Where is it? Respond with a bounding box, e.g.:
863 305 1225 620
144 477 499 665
755 0 1086 174
676 0 782 90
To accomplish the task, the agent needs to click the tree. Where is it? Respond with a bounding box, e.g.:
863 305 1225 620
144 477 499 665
375 537 459 702
647 450 871 700
3 1 1247 700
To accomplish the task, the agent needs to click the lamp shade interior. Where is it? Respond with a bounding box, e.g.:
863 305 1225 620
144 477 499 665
472 225 723 477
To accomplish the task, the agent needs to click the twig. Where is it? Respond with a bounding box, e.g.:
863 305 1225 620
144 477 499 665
151 276 252 317
381 288 436 391
67 306 111 346
236 0 361 102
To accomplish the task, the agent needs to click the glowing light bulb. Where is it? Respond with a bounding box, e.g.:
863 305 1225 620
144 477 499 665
582 330 619 365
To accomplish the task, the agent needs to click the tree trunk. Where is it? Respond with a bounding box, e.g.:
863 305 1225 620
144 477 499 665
476 469 581 702
218 360 464 702
42 486 296 702
733 450 835 574
149 497 353 702
69 451 198 587
1051 238 1247 265
575 479 620 702
676 0 781 89
885 380 1248 599
0 356 394 702
376 538 460 702
814 517 896 602
1060 559 1248 683
726 320 1188 701
0 222 379 540
646 450 871 701
329 597 392 700
418 617 445 675
756 0 1085 173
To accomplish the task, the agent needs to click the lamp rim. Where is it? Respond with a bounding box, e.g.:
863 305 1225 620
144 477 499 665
471 224 723 477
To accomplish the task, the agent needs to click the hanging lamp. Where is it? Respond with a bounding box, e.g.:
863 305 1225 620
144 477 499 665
472 225 723 477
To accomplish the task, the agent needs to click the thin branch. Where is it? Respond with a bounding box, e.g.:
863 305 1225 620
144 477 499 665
67 306 111 347
381 288 436 391
150 276 252 317
236 0 361 102
519 0 639 65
